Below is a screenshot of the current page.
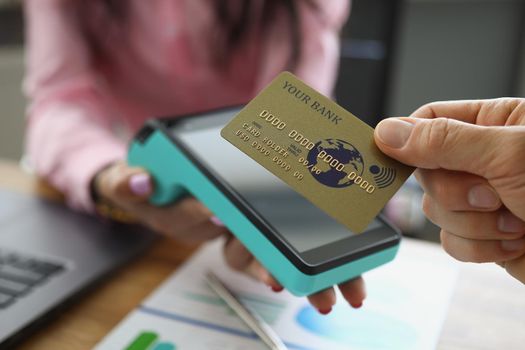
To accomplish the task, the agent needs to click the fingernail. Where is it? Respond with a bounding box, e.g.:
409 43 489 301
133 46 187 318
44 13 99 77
210 216 225 227
501 238 525 251
129 173 151 196
468 185 499 209
498 212 525 233
350 302 363 309
318 307 332 315
376 119 414 148
271 286 284 293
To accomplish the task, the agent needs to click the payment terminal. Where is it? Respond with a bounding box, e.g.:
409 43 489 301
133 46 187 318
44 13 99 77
128 107 401 296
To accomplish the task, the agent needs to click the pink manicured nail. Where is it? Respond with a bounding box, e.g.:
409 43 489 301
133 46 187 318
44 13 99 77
210 216 225 227
129 174 151 196
318 308 332 315
351 302 363 309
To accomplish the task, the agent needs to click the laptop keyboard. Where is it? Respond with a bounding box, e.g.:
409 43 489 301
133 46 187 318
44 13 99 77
0 249 64 309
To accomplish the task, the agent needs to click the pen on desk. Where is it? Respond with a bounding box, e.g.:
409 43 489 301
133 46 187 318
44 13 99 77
205 271 288 350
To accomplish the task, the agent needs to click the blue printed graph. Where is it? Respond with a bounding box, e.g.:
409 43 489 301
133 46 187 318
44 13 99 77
296 305 417 349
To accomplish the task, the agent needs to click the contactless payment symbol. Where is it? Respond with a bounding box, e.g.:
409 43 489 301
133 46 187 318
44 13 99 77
369 165 396 188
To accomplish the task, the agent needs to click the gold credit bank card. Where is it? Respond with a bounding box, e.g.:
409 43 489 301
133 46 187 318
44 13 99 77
221 72 413 233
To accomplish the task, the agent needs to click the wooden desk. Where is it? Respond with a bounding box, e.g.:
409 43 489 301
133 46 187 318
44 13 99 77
1 160 524 350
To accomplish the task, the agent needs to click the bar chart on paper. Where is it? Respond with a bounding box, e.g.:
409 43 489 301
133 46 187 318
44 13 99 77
98 238 459 350
124 331 176 350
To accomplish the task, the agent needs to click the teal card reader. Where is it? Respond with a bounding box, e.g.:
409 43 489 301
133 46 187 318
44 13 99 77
128 107 401 296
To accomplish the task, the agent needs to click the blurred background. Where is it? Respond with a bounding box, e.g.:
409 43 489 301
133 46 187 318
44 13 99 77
1 0 524 239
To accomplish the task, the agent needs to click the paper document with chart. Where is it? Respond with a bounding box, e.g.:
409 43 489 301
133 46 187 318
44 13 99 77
96 238 459 350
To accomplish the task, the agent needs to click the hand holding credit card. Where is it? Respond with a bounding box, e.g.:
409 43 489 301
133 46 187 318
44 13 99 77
221 72 413 233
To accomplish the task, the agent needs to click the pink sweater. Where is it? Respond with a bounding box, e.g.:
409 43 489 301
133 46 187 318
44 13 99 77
23 0 350 211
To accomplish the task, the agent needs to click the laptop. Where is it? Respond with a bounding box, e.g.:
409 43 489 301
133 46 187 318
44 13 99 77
0 188 155 348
